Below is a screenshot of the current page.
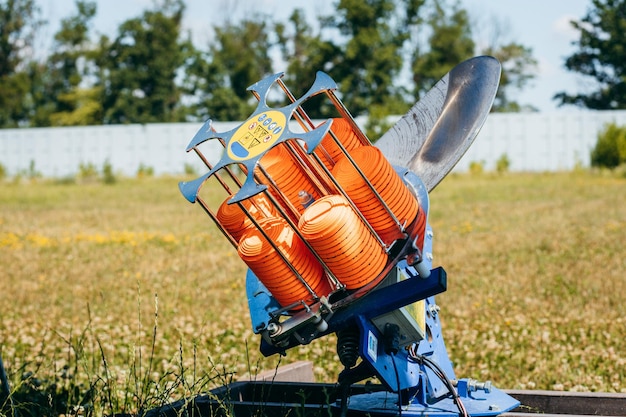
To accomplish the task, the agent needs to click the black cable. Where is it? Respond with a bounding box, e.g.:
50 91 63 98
390 354 403 417
384 324 403 417
411 352 468 417
422 356 468 417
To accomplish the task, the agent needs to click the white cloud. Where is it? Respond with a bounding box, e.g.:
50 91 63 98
553 14 580 41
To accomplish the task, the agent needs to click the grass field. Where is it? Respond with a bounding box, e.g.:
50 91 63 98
1 170 625 415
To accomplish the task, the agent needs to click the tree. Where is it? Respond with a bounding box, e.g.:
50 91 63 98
318 0 425 138
411 0 474 98
466 12 538 112
482 42 538 112
0 0 42 127
554 0 626 109
184 18 275 122
326 0 422 115
275 9 342 119
97 0 190 124
33 1 101 126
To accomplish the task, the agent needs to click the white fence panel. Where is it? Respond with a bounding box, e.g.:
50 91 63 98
2 111 626 178
457 111 626 172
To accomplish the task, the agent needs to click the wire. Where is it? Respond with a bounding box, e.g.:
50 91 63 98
383 323 403 417
408 350 469 417
390 354 402 417
423 356 468 417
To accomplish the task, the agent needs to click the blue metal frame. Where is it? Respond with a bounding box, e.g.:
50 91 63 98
349 294 520 415
249 264 448 356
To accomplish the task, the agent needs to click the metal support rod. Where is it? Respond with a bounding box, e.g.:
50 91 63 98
195 195 238 248
238 196 319 298
255 185 343 291
275 77 390 249
323 89 371 146
278 76 406 246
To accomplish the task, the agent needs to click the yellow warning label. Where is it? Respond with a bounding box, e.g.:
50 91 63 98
227 110 287 161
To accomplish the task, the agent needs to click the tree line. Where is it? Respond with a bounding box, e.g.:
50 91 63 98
1 0 623 134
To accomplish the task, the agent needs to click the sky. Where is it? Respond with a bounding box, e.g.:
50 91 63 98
37 0 592 113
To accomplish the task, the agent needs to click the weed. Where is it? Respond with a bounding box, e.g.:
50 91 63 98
469 160 485 175
102 160 116 184
183 163 197 176
137 164 155 179
78 162 99 183
495 153 510 174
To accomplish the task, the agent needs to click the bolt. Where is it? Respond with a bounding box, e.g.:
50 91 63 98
482 380 492 393
407 252 420 266
267 322 280 336
426 230 434 239
488 404 500 411
468 379 492 393
425 252 433 262
428 304 440 316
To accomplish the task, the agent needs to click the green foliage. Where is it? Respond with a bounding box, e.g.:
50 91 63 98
484 43 538 112
0 0 43 127
102 159 116 184
495 153 510 173
412 0 474 97
35 1 98 127
555 0 626 109
78 161 99 182
469 160 485 175
0 162 6 181
324 0 420 119
99 0 190 124
24 160 41 180
77 160 117 183
591 122 626 168
0 0 539 127
137 163 155 178
5 364 96 417
49 87 103 126
276 9 342 119
183 163 197 176
183 18 274 122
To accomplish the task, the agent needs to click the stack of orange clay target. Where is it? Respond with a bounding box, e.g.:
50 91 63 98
332 146 420 245
216 117 422 310
238 217 329 309
298 194 388 289
314 118 363 170
217 193 276 242
258 143 320 217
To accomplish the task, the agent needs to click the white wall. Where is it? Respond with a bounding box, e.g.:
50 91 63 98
458 110 626 172
1 111 625 177
0 123 230 178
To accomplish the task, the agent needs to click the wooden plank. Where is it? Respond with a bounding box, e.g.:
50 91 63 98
241 360 315 383
505 389 626 416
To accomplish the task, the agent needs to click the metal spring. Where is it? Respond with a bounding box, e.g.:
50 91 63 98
336 328 360 369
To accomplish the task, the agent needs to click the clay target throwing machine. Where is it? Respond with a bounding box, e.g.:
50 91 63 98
178 56 520 416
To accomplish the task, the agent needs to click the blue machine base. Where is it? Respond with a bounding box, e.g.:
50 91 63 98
346 386 519 416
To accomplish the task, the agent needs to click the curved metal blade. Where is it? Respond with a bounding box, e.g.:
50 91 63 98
376 56 501 191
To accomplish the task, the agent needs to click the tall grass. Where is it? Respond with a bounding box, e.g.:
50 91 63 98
0 171 625 415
